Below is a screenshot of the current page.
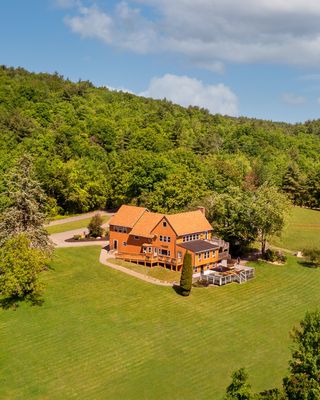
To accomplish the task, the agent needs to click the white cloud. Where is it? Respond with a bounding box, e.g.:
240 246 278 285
65 6 113 43
62 0 320 67
282 93 307 105
64 2 156 53
140 74 238 116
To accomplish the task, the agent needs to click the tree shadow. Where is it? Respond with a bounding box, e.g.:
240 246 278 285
298 260 319 269
0 293 44 310
172 284 190 296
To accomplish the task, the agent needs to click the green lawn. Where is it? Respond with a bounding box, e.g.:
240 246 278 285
271 206 320 251
46 215 109 235
1 246 319 400
110 258 181 283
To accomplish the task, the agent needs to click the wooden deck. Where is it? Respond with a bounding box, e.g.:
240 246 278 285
115 252 183 271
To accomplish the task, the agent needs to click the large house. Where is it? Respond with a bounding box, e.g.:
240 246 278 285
109 205 229 273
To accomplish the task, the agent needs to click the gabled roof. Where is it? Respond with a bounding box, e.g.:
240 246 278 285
130 212 164 238
109 205 213 237
166 210 213 236
108 205 148 228
177 240 218 253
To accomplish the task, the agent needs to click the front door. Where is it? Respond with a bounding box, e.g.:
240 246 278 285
154 248 158 257
113 240 118 250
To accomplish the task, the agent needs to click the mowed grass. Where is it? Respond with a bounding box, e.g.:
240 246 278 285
46 215 109 235
1 247 319 400
110 258 181 283
271 206 320 251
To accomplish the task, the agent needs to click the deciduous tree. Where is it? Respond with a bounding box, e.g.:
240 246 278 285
252 185 290 255
0 234 47 305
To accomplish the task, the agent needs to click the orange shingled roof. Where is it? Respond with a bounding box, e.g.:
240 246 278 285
166 210 213 236
130 212 164 238
108 205 148 228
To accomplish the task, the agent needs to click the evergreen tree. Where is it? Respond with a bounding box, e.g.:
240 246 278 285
179 252 193 296
283 310 320 400
0 234 47 305
0 154 53 256
224 368 253 400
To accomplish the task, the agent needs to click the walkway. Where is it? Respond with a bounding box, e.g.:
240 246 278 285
99 248 173 287
50 222 173 286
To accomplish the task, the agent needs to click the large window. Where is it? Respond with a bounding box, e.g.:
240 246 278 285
183 233 200 242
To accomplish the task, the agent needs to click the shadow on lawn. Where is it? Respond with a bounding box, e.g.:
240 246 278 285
0 294 44 310
298 260 319 269
172 284 191 296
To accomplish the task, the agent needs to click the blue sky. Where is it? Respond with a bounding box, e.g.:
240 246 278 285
1 0 320 122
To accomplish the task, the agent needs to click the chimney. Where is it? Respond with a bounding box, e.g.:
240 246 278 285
197 206 206 215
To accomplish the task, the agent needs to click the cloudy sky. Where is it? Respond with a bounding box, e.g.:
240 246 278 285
2 0 320 122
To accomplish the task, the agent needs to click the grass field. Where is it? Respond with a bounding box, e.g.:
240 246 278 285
46 215 109 235
1 246 319 400
110 258 181 283
271 206 320 251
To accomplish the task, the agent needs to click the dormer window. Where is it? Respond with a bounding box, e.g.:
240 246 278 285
163 221 167 227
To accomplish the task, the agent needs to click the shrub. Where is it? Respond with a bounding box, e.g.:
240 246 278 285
302 248 320 267
264 249 287 263
73 234 81 240
87 213 104 238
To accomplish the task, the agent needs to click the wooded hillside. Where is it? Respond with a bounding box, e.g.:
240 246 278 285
1 65 319 214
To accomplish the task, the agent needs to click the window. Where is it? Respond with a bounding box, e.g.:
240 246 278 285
198 253 202 261
178 251 182 259
160 235 170 242
163 221 167 227
204 251 210 259
183 234 200 242
159 249 170 256
134 236 139 240
148 247 152 253
114 226 127 233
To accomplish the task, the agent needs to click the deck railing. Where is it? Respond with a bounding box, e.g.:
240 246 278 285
116 251 183 266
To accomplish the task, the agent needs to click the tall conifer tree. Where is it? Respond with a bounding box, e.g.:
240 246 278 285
180 252 193 296
0 154 53 256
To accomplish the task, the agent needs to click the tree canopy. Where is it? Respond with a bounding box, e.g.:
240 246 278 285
0 65 319 217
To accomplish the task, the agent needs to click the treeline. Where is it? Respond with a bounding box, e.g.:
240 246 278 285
0 65 319 215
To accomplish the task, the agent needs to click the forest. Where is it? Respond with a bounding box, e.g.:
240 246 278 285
0 65 319 216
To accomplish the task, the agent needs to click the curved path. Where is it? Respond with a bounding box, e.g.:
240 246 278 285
99 248 173 287
50 223 174 286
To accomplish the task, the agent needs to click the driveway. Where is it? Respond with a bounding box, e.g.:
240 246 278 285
46 210 113 227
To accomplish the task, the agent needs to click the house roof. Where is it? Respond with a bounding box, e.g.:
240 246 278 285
130 212 164 238
109 205 213 237
108 205 148 228
166 210 213 236
177 240 219 253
